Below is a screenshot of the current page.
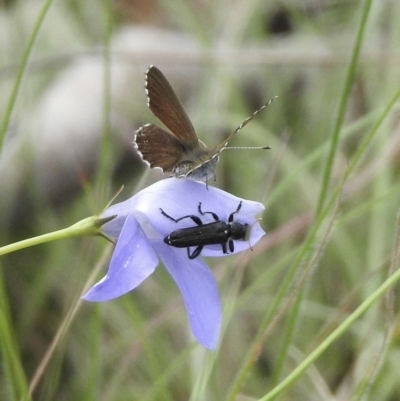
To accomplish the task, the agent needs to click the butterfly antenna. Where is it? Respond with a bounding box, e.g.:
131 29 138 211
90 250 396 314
222 146 271 150
236 96 278 134
218 96 278 152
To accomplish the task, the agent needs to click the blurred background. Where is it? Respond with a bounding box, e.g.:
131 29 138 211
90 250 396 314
1 0 400 400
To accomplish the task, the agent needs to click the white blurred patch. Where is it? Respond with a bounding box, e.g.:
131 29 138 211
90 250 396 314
0 26 201 225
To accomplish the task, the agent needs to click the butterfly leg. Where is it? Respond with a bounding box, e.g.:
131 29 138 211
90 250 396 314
204 172 216 190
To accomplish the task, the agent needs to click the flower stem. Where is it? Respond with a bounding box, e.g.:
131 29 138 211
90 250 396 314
0 0 55 147
260 265 400 401
0 216 99 256
315 0 373 216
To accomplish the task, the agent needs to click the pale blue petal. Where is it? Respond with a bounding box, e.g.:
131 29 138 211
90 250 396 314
101 179 264 234
133 179 265 238
153 240 222 350
125 179 265 258
83 213 159 301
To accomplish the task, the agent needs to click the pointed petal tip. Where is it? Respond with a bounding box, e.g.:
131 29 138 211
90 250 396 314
154 244 222 350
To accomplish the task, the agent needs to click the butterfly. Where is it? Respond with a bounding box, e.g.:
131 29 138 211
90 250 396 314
134 65 274 182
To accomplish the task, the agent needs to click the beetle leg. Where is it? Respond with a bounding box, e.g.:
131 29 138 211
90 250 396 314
228 201 243 223
160 208 202 226
198 202 219 221
188 245 203 259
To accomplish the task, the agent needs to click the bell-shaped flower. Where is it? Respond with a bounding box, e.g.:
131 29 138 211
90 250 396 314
83 178 265 349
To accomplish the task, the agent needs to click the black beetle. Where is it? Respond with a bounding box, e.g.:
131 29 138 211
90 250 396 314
160 201 249 259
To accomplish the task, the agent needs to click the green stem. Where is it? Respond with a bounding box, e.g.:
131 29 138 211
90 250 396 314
0 216 100 256
260 266 400 401
1 0 55 146
316 0 373 216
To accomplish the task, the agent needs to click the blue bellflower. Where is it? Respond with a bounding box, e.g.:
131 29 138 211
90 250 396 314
83 179 265 349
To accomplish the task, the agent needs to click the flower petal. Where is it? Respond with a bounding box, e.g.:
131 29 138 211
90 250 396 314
100 178 265 260
134 179 265 237
83 213 159 301
153 240 222 350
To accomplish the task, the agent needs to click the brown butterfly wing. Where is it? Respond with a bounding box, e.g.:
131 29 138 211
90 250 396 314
134 124 187 172
145 66 199 150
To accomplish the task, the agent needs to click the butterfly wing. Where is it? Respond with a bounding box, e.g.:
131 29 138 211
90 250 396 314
145 66 199 150
134 124 187 172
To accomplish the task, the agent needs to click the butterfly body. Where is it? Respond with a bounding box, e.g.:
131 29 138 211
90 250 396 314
173 152 219 181
134 65 273 182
